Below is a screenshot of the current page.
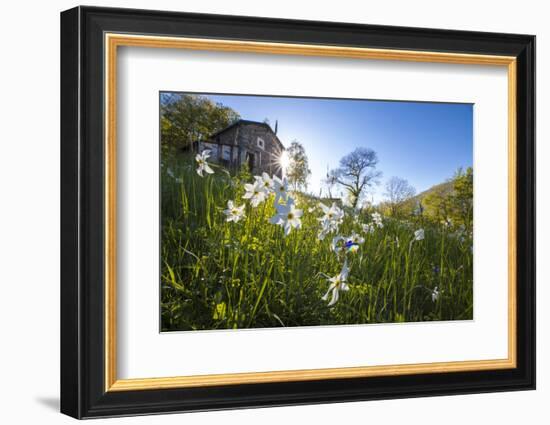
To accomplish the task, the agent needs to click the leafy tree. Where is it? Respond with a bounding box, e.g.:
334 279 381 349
285 140 311 191
448 167 473 230
330 147 382 209
423 186 452 223
422 167 473 230
160 93 240 151
384 177 416 216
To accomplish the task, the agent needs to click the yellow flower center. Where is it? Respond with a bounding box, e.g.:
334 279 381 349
287 213 294 220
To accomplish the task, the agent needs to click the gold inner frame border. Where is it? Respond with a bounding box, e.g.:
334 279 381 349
104 33 517 392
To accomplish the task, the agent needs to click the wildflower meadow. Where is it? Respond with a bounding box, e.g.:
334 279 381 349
160 151 473 331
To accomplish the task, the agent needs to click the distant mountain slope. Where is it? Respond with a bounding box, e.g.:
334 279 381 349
411 180 454 204
395 179 454 212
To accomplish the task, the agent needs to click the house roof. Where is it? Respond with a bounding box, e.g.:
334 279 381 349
208 119 285 150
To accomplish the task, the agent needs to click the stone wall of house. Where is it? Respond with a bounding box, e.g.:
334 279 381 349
235 123 284 178
213 125 238 147
199 122 284 178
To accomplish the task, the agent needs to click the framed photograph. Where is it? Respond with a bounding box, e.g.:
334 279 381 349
60 6 535 419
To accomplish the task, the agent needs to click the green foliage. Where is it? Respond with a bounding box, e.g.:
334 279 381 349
422 167 473 231
423 185 452 223
450 167 474 229
285 140 312 191
160 153 473 331
160 93 240 151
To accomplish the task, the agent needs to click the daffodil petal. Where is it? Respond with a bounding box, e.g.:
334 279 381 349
328 289 339 306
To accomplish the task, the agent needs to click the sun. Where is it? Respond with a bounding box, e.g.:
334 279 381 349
279 150 290 173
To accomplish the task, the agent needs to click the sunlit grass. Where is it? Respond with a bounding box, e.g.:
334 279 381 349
160 153 473 331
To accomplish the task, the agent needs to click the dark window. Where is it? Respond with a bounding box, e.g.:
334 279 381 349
247 152 255 171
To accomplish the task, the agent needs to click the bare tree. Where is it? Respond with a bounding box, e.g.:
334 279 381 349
331 147 382 208
384 176 416 216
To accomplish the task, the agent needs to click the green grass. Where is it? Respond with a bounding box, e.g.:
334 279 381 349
161 154 473 331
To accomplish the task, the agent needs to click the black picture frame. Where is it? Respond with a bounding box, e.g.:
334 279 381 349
61 5 535 419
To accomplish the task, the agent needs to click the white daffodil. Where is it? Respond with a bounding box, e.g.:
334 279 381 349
269 200 303 236
331 236 345 253
322 261 350 307
223 200 246 223
362 223 375 234
332 234 361 254
195 150 214 177
317 202 345 240
317 225 331 241
333 233 364 254
254 172 273 193
272 175 289 204
317 220 336 240
348 232 365 245
414 228 425 241
371 212 384 228
319 202 345 224
243 180 267 207
431 286 440 302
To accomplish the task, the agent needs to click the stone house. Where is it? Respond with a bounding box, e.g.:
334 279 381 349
195 120 285 178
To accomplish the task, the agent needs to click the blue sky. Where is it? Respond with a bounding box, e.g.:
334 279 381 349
200 93 472 204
